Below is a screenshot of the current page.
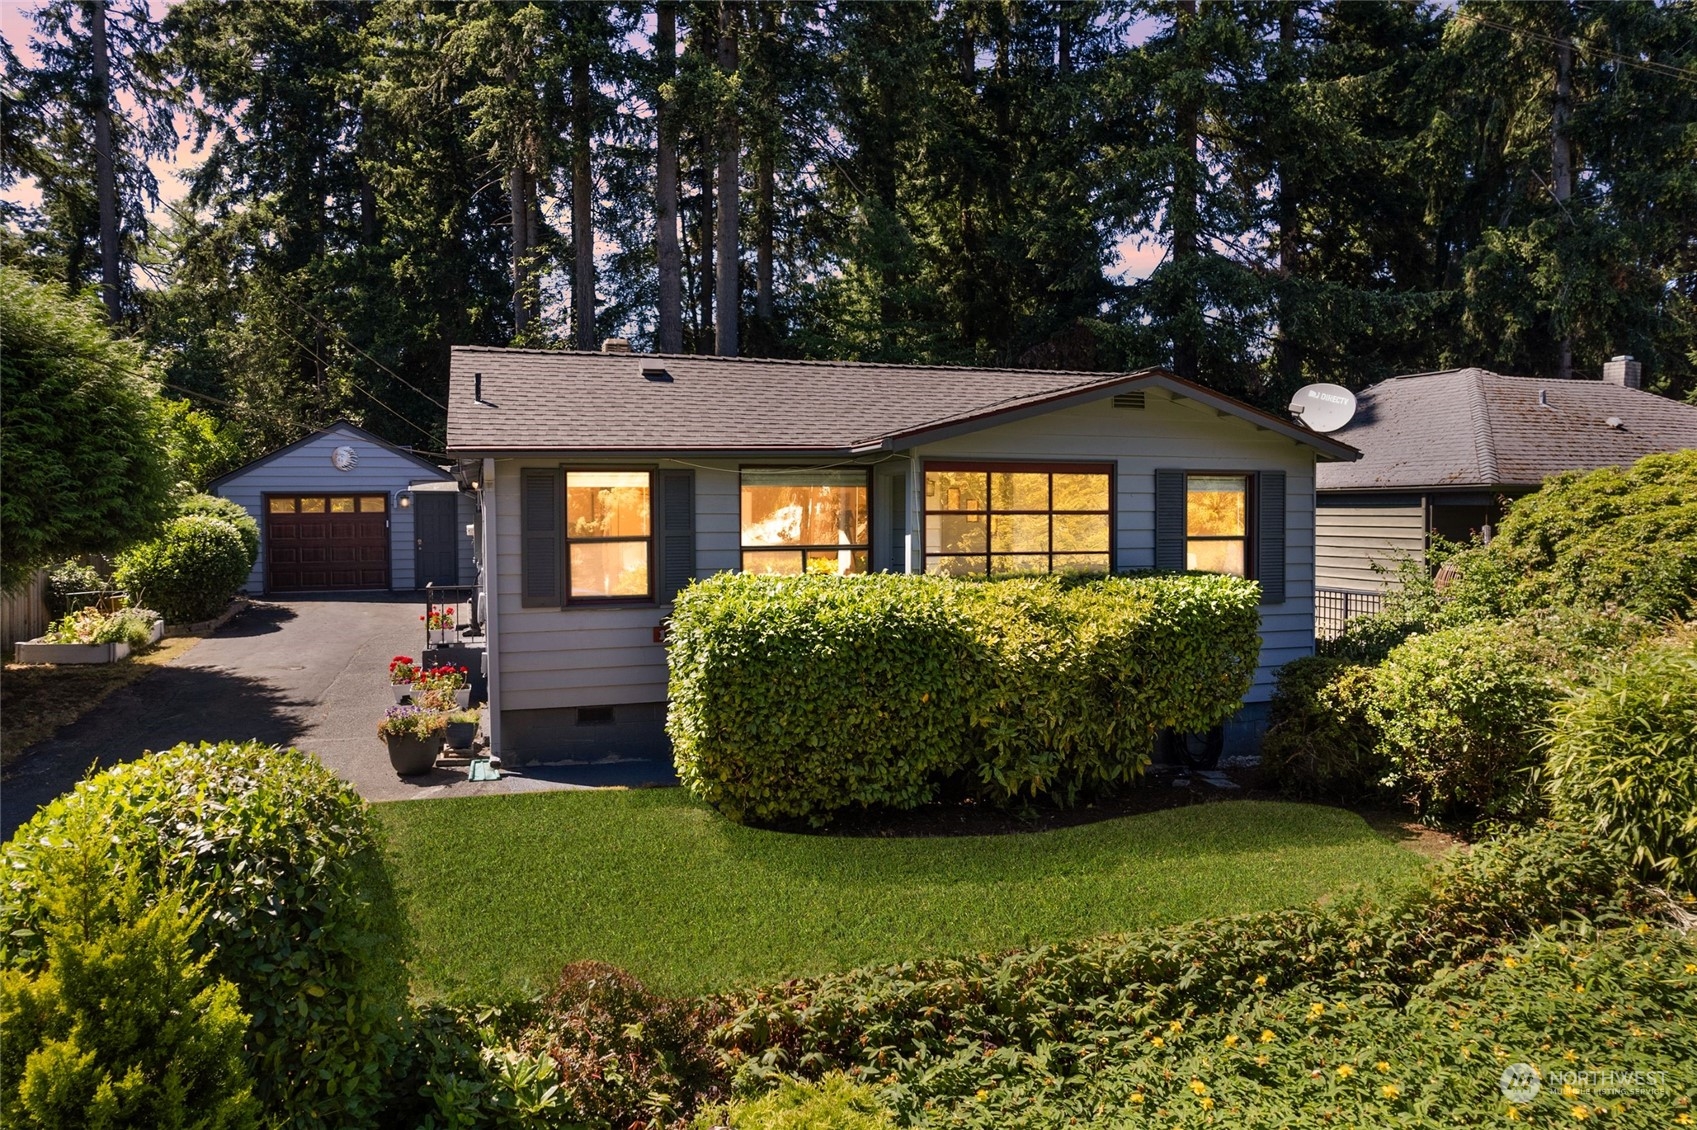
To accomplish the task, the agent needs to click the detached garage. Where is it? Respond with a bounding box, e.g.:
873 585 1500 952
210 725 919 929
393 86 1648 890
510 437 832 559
210 420 473 595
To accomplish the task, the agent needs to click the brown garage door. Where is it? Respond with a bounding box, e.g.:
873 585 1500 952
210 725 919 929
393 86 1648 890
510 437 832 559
265 494 390 592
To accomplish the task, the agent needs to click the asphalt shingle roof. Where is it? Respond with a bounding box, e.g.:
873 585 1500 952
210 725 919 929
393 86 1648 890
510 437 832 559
1316 368 1697 491
445 347 1357 458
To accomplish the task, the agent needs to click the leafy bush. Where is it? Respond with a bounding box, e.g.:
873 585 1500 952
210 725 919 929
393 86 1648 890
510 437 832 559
667 573 1261 824
177 493 260 570
1369 621 1558 823
379 704 448 740
1544 629 1697 893
0 811 258 1130
513 962 727 1128
1261 657 1384 800
1441 450 1697 621
712 823 1644 1100
112 513 250 624
385 1001 576 1130
0 268 175 591
43 560 104 618
0 741 409 1129
694 1075 892 1130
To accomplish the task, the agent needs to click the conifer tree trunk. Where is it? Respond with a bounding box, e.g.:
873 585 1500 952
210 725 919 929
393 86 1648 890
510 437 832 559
510 165 531 334
90 0 121 322
695 19 714 351
1553 33 1573 380
715 1 739 357
1170 0 1201 382
573 54 596 351
1274 7 1301 389
655 1 684 353
753 6 775 334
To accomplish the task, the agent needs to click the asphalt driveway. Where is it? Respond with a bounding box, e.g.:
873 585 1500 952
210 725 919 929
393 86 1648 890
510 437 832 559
2 595 675 839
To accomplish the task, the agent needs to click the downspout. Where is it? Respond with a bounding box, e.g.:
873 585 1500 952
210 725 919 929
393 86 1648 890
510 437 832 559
482 457 502 758
908 450 921 574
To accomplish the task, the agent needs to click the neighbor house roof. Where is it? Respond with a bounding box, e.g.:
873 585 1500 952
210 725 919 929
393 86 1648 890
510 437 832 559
1316 368 1697 492
207 419 450 489
444 347 1359 460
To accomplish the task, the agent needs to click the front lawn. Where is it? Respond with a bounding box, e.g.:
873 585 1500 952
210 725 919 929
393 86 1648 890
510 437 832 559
377 790 1425 998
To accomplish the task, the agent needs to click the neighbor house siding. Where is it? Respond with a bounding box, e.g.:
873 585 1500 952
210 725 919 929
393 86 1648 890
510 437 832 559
214 424 452 593
912 391 1319 703
1314 497 1426 592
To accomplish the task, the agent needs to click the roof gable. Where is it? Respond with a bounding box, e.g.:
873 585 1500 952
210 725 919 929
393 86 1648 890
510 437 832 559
1317 368 1697 491
444 347 1357 461
208 420 450 489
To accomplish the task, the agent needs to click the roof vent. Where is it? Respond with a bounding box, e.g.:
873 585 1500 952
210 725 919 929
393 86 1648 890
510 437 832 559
640 363 672 382
1602 355 1642 389
1112 391 1146 409
1606 416 1624 429
601 337 632 354
1538 389 1552 410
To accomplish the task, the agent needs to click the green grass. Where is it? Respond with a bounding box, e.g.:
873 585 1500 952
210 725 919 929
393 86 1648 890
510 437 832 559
376 790 1427 999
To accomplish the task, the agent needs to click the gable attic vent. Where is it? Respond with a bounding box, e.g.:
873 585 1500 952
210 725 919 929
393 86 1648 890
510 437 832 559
1113 390 1147 410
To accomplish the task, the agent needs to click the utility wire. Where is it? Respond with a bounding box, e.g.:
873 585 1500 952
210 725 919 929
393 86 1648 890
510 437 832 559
1448 8 1697 86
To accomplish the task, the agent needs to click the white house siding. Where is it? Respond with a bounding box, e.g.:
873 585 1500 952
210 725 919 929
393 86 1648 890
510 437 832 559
911 391 1318 703
1314 499 1426 592
213 423 453 593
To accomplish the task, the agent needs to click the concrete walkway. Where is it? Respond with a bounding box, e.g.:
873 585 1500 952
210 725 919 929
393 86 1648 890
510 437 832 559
2 595 675 838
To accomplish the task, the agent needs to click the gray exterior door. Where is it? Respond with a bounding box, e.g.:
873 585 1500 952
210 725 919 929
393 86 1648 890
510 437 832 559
414 492 459 588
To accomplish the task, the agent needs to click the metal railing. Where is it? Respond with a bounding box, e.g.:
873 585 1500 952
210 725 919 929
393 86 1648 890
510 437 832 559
1314 587 1384 641
422 583 482 650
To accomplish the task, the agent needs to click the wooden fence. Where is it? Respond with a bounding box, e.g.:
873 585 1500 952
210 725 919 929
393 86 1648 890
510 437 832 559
1 569 49 652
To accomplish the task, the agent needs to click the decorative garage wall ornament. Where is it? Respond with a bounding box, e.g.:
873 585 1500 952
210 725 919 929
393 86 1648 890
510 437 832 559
331 445 359 471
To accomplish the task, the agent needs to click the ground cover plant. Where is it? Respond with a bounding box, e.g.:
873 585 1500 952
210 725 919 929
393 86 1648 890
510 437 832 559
376 789 1423 1000
667 572 1261 824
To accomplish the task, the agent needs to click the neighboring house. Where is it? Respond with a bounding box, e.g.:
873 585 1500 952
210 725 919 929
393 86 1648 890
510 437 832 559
211 420 475 595
445 344 1359 766
1315 358 1697 596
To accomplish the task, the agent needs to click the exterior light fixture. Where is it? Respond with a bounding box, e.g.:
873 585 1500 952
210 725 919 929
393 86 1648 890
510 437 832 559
397 491 412 509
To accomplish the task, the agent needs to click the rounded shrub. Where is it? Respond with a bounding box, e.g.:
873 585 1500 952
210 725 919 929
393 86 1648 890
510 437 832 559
43 559 104 618
692 1075 892 1130
1543 630 1697 893
0 809 259 1130
177 493 260 570
1369 621 1557 824
0 741 409 1128
1262 656 1385 800
113 513 249 624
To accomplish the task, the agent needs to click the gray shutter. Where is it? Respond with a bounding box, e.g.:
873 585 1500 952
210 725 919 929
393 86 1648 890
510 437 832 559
658 469 696 602
521 468 562 607
1154 469 1186 572
887 470 908 573
1257 470 1287 604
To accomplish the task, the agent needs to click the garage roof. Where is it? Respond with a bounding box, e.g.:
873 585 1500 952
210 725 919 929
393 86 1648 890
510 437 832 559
208 420 450 489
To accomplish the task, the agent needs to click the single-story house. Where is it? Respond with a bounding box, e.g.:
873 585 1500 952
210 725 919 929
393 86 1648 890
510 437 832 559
211 420 475 595
446 344 1360 766
1315 357 1697 597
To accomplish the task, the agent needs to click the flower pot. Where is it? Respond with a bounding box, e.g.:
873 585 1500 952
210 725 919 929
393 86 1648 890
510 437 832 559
454 687 472 710
444 720 477 750
383 732 441 777
390 684 411 703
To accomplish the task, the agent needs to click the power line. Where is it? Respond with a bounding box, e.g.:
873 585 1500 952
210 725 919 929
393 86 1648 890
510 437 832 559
1448 8 1697 86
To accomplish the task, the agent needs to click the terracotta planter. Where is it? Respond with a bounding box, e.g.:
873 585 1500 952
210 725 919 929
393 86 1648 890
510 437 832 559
444 720 477 750
383 732 441 777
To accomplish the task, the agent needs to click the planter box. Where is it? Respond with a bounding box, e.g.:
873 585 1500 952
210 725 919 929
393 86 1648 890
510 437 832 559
163 598 248 639
14 640 131 665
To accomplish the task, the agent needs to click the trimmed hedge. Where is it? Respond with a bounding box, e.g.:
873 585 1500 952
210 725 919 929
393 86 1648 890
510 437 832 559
667 573 1261 824
1369 621 1557 824
113 513 250 624
0 741 409 1129
178 493 260 570
1545 629 1697 893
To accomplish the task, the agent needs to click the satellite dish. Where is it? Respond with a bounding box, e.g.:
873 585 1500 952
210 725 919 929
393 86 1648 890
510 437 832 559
1288 383 1357 433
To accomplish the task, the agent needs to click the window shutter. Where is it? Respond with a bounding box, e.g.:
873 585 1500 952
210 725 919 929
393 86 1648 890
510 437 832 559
520 468 562 607
886 471 908 573
658 469 696 603
1257 470 1287 604
1154 469 1186 572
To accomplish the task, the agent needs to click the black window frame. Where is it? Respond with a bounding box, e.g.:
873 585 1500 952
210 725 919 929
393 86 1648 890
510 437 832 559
921 460 1116 577
737 464 874 577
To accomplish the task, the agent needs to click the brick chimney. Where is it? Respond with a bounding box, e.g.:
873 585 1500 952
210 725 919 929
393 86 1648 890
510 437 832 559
1602 355 1642 389
601 337 632 354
